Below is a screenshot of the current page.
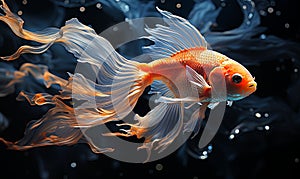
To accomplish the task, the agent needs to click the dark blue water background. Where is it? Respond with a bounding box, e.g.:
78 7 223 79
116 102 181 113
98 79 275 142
0 0 299 178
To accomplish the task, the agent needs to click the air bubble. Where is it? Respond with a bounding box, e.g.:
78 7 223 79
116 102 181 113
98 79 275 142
285 23 290 29
155 164 163 171
208 145 213 152
270 1 276 6
200 155 208 160
267 7 274 13
294 68 298 73
221 2 226 7
248 13 253 19
70 162 77 168
17 10 23 16
96 3 102 9
260 34 266 39
79 6 85 12
275 66 281 71
259 10 267 16
276 11 281 16
255 112 262 118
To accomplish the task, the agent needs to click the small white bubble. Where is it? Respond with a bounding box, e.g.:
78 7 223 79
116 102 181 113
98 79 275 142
264 125 270 130
200 155 208 160
276 11 281 16
276 66 281 71
176 3 181 9
229 134 235 140
246 21 251 25
79 6 85 12
294 68 298 73
161 0 165 3
208 145 213 151
221 2 226 7
242 5 247 10
123 4 129 12
17 10 23 16
268 7 274 13
22 0 28 5
202 151 208 155
248 13 253 19
96 3 102 9
260 10 267 16
270 1 276 6
70 162 77 168
255 112 262 118
264 113 269 117
155 164 163 171
285 23 290 29
64 0 69 5
260 34 266 39
234 129 240 134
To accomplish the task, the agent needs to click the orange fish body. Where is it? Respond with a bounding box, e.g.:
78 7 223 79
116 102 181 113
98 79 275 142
139 47 256 102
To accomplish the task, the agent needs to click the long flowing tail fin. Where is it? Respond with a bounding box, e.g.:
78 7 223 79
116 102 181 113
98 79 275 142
0 0 151 152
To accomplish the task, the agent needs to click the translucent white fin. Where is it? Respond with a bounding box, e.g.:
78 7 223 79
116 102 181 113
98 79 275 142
208 66 227 102
155 96 199 104
141 7 208 59
148 80 170 96
0 0 152 154
183 102 208 138
121 102 183 162
186 65 211 94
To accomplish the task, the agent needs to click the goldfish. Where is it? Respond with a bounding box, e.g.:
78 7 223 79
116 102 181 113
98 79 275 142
0 0 256 161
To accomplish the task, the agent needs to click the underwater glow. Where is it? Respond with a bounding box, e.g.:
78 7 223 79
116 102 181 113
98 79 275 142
0 0 258 163
0 0 300 177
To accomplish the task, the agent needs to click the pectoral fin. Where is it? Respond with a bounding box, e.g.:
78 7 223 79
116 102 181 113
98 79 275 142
186 65 211 94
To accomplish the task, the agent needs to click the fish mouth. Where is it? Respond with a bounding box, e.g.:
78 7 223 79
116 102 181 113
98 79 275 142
248 81 257 91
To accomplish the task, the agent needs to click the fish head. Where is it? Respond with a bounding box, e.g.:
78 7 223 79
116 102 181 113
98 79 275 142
220 59 257 101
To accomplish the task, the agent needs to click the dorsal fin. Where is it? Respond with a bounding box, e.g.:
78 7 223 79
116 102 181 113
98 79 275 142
170 47 206 58
141 7 208 60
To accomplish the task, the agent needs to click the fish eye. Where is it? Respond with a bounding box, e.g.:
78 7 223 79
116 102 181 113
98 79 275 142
232 73 243 84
